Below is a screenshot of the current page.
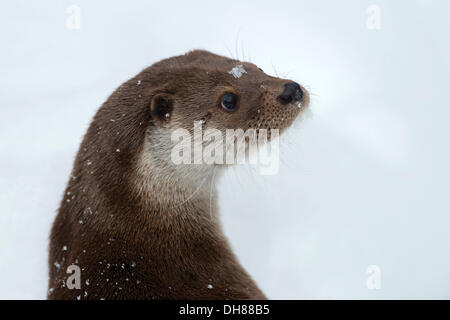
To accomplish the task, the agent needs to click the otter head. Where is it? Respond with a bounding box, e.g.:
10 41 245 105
148 50 309 136
131 50 310 204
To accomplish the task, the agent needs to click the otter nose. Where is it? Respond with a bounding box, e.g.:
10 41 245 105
278 82 303 104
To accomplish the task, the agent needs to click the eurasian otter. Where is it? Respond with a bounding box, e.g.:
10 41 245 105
48 50 309 299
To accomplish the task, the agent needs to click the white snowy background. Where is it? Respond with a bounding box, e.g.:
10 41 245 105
1 0 449 299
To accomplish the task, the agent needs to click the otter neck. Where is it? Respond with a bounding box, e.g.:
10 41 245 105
134 134 224 222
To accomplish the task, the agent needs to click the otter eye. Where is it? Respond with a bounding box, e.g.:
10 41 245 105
220 93 238 112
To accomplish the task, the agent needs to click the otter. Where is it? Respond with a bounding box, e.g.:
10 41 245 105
48 50 309 300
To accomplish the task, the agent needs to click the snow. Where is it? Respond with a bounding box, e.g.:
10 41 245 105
53 262 61 271
1 1 450 300
228 65 247 78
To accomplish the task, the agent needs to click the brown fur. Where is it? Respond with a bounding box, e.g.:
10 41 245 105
47 50 309 300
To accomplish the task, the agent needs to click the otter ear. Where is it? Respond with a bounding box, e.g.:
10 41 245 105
150 93 174 125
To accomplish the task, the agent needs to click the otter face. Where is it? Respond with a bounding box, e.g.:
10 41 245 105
137 49 310 179
148 50 310 138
